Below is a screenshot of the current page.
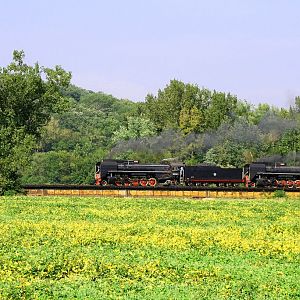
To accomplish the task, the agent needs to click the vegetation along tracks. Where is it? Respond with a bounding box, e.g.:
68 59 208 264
23 184 300 199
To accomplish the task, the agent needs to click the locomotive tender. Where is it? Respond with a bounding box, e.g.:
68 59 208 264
95 159 300 188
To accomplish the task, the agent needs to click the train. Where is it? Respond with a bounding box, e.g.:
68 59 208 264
95 159 300 188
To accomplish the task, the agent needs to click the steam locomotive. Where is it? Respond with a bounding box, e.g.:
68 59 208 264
95 159 300 188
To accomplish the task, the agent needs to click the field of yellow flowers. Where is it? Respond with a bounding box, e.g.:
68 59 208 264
0 196 299 299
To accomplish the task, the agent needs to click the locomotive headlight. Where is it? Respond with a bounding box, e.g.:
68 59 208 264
213 173 217 177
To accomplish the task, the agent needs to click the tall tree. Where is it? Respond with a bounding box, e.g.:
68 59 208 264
145 80 186 131
205 92 238 130
112 116 156 143
294 96 300 113
0 50 71 193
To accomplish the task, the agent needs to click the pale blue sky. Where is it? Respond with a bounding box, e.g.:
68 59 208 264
1 0 300 107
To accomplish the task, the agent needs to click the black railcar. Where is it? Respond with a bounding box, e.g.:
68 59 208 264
184 165 244 186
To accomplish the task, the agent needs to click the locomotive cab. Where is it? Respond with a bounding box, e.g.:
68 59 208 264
161 160 185 184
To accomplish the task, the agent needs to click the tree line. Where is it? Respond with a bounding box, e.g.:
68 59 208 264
1 52 300 194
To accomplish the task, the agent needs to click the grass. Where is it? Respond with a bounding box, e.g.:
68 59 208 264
0 196 299 299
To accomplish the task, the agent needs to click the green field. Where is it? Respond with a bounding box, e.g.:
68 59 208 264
0 196 299 299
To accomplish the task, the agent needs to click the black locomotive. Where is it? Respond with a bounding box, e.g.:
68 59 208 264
95 159 176 186
95 159 300 188
243 162 300 188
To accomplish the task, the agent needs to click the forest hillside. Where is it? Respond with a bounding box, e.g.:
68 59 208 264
21 81 300 185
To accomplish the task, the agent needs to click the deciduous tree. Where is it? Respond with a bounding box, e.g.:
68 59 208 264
0 50 71 193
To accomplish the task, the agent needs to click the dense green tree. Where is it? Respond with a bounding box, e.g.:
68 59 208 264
204 141 253 167
179 106 202 134
293 96 300 113
248 103 290 125
271 129 300 156
288 96 300 122
205 92 238 130
0 50 71 193
112 116 156 142
62 84 92 102
145 80 247 134
179 84 209 133
21 147 107 185
145 80 186 131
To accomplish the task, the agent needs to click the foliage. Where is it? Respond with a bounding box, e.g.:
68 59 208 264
21 85 141 184
0 128 36 192
0 196 299 299
145 80 243 133
204 141 248 167
112 116 156 143
2 60 300 185
22 148 107 185
273 190 287 198
0 51 71 193
272 129 300 156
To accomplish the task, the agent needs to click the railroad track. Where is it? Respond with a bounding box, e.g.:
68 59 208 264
23 184 300 199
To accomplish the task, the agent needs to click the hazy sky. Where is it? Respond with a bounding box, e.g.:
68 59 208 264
1 0 300 107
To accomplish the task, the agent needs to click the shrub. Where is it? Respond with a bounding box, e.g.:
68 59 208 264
273 190 287 198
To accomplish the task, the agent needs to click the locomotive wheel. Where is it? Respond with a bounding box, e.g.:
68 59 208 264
131 180 139 187
101 180 108 186
248 182 255 188
140 178 148 187
274 180 280 187
115 181 123 187
148 178 157 187
287 180 294 188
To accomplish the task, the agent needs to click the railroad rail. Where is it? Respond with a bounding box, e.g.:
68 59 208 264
23 185 300 199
